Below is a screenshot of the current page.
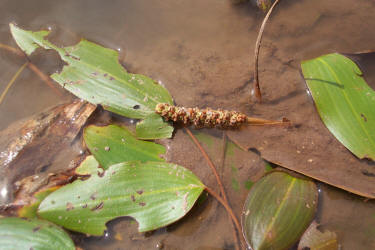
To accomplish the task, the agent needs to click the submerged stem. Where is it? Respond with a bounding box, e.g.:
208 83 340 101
253 0 281 102
0 62 28 105
185 128 243 249
0 43 63 96
205 186 245 249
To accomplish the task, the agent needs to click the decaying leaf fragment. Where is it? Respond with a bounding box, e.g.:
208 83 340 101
298 221 338 250
0 100 95 205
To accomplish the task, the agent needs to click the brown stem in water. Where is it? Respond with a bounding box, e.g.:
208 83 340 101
205 186 245 249
0 43 63 96
185 128 244 249
253 0 281 102
0 62 29 105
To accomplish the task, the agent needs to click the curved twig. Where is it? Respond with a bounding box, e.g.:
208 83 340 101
205 186 244 249
0 43 63 96
253 0 281 102
185 128 245 249
0 62 28 105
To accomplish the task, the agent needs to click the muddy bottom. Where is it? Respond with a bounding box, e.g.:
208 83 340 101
0 0 375 249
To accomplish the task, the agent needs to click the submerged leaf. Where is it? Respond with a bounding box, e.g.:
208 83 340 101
298 221 338 250
301 53 375 160
242 171 318 250
38 161 205 235
9 23 174 139
83 125 165 169
0 217 75 250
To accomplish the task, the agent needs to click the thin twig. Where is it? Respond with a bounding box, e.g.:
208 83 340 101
205 186 245 249
0 62 28 105
185 128 229 202
185 128 244 249
0 43 63 96
253 0 281 102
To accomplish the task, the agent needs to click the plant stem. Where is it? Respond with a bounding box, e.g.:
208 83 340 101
253 0 281 102
185 128 230 203
185 128 244 249
205 186 245 249
0 62 28 105
0 43 63 96
247 116 290 126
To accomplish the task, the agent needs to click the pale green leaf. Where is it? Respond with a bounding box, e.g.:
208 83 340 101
74 155 102 175
0 217 75 250
18 187 60 219
301 53 375 159
83 125 165 169
38 161 205 235
9 23 173 139
136 113 174 140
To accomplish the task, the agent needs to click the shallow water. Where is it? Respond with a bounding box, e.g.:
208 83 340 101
0 0 375 249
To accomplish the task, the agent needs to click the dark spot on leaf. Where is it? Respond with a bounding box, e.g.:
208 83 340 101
109 76 115 80
136 190 144 195
91 202 104 211
51 200 55 204
77 196 80 199
32 226 41 232
70 55 80 60
361 113 367 122
66 202 74 211
112 171 116 175
104 73 108 77
82 204 88 208
30 248 34 250
133 105 140 109
131 195 136 202
90 193 97 200
91 72 98 76
98 170 105 177
139 202 146 206
104 146 110 151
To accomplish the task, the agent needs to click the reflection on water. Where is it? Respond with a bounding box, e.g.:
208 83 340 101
0 0 375 249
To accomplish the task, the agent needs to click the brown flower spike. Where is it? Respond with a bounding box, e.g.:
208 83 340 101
155 103 288 129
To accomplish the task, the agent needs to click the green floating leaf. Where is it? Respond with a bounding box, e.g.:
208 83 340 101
242 171 318 250
9 23 174 139
298 221 338 250
0 217 75 250
136 113 174 140
84 124 165 169
38 161 205 235
301 53 375 160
